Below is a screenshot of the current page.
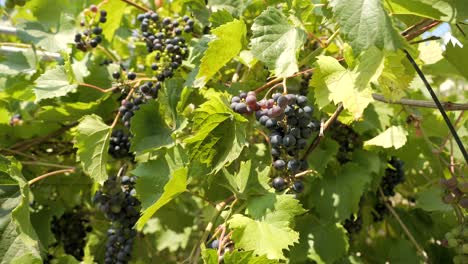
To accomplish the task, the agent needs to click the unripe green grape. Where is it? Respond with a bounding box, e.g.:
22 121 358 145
461 243 468 254
448 238 458 248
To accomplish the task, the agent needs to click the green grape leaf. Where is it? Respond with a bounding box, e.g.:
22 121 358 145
130 100 174 153
209 9 235 28
136 167 187 230
444 39 468 80
312 56 374 119
290 215 349 264
250 7 306 77
202 248 218 264
224 250 279 264
16 15 75 53
223 160 251 196
228 194 305 259
364 125 408 149
0 48 37 77
415 186 451 212
0 157 42 263
195 19 246 87
208 0 245 16
378 51 414 100
184 92 248 173
34 65 78 102
388 0 468 22
309 163 372 222
74 115 111 184
387 0 447 20
329 0 403 54
102 0 127 41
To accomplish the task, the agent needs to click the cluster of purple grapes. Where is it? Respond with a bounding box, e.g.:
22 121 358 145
108 129 132 159
440 177 468 209
343 213 363 235
380 157 405 196
74 5 107 51
230 91 319 193
137 11 192 84
93 175 141 264
50 207 91 261
329 122 362 164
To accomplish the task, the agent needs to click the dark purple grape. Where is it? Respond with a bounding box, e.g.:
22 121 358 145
292 181 304 193
272 177 287 191
287 159 301 172
282 134 296 147
273 159 286 170
270 134 282 147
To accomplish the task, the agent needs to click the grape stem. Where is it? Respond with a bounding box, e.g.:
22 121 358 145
302 103 344 159
294 169 317 178
372 94 468 111
378 188 429 261
189 195 236 264
21 161 75 169
28 168 76 185
119 0 152 12
78 82 117 93
8 122 79 151
254 68 314 94
110 83 138 128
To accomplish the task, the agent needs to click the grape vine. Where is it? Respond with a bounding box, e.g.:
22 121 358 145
0 1 466 263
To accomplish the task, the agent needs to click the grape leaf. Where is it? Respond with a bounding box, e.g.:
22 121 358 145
290 215 349 264
377 51 414 100
130 100 174 153
208 0 245 16
0 48 37 77
388 0 468 22
102 0 127 42
136 167 187 230
16 15 75 53
415 186 451 212
312 56 374 119
0 157 42 263
364 126 408 149
195 19 246 87
329 0 403 54
228 194 306 259
309 163 372 222
223 250 279 264
387 0 447 20
34 65 78 102
74 115 111 184
444 39 468 80
209 9 235 28
184 92 248 173
133 145 189 210
250 7 306 77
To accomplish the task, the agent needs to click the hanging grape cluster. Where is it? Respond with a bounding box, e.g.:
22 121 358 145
93 175 141 264
230 90 319 193
50 207 91 261
444 223 468 264
343 213 363 235
74 5 107 51
440 177 468 208
380 157 405 196
329 122 362 164
137 11 192 85
108 129 132 159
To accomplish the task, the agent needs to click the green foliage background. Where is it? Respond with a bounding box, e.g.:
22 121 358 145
0 0 467 263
